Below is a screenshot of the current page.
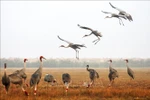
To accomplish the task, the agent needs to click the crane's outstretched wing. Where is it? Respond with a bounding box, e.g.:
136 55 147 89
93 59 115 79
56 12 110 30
77 24 93 31
109 2 125 13
57 35 72 44
109 2 133 21
101 10 115 15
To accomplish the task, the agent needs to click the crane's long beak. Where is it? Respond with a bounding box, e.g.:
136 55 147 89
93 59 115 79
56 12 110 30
43 57 46 60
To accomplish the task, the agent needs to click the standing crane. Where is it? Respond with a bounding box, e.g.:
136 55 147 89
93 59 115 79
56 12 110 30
108 59 119 86
62 73 71 93
44 74 57 86
108 59 118 73
124 59 135 80
8 67 29 96
30 56 46 95
13 58 28 87
109 2 133 22
2 63 10 94
86 65 99 88
77 24 102 45
57 35 86 60
101 10 127 26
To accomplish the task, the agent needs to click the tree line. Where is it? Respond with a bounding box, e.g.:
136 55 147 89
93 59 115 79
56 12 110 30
0 58 150 68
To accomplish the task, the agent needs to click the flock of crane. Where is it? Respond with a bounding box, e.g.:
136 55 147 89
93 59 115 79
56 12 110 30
57 2 133 60
2 2 134 96
2 57 134 96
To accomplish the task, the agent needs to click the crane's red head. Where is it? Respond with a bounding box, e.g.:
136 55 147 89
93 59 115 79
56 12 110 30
125 59 128 63
40 56 46 61
24 59 28 63
109 59 112 63
4 63 7 69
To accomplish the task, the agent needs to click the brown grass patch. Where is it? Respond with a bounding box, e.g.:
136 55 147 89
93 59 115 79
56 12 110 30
0 68 150 100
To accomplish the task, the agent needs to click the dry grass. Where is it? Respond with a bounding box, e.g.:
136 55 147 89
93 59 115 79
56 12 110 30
0 68 150 100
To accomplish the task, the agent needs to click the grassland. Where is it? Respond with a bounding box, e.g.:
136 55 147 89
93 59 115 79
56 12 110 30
0 68 150 100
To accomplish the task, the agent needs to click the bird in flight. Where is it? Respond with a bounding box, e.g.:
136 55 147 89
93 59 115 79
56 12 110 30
109 2 133 22
78 24 102 45
101 10 127 26
57 35 86 60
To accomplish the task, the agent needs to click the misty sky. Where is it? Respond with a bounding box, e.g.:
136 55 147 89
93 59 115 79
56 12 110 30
1 1 150 59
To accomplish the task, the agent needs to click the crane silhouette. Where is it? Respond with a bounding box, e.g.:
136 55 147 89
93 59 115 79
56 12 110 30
13 58 28 87
108 59 118 73
109 2 133 22
77 24 102 45
62 73 71 93
124 59 135 80
108 59 119 86
86 65 99 88
30 56 46 95
2 63 10 94
44 74 57 86
101 10 127 26
57 35 86 60
8 66 29 95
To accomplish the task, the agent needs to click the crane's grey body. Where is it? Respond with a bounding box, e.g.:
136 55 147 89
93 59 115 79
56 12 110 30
58 35 86 60
30 56 46 95
62 73 71 84
12 59 28 86
108 60 119 86
30 67 42 87
127 67 134 79
44 74 54 82
109 62 119 78
125 59 134 79
78 24 102 45
108 70 119 81
2 63 10 94
62 73 71 92
44 74 57 85
86 65 99 87
13 70 27 83
8 73 23 85
8 69 29 95
101 10 126 26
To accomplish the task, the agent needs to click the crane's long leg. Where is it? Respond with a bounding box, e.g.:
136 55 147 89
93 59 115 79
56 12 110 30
118 19 121 25
34 85 37 95
23 78 28 87
119 18 124 26
83 33 93 38
3 86 8 94
94 39 100 45
77 50 79 60
93 37 100 45
75 49 79 60
75 50 78 59
108 80 113 87
92 80 94 86
21 85 29 96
